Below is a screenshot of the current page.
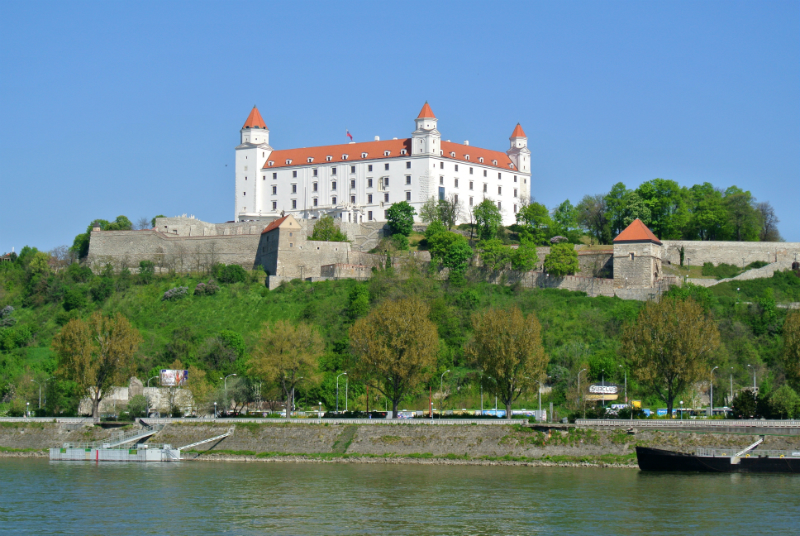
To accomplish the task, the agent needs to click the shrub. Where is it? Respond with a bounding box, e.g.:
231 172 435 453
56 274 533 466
162 286 189 301
211 263 248 284
0 306 15 327
55 310 79 326
194 279 220 296
310 216 349 242
391 234 409 251
386 201 416 236
63 287 87 311
138 260 155 284
543 243 579 276
90 277 114 302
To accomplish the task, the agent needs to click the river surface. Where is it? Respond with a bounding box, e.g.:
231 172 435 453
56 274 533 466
1 458 798 535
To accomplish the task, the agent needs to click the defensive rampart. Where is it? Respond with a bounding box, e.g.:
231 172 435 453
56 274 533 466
662 241 800 267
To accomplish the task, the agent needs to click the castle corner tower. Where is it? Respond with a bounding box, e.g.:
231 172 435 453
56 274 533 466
235 106 273 220
411 102 440 155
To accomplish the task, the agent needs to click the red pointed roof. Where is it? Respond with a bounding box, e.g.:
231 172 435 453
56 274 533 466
261 216 288 234
417 102 436 119
242 106 267 129
510 123 527 138
613 218 662 245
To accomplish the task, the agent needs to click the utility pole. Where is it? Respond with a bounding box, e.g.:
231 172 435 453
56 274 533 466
578 369 587 419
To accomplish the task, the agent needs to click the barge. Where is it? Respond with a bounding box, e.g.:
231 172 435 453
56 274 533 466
636 438 800 473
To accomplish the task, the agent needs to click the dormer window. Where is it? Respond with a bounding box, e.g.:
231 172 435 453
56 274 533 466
400 149 407 155
361 152 368 158
285 159 292 165
509 163 515 169
440 150 443 156
268 161 274 166
326 156 333 162
384 150 390 156
492 160 497 166
465 155 470 161
479 157 484 163
342 154 348 160
307 157 314 163
450 152 456 157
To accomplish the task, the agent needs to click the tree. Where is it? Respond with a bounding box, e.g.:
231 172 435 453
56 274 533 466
551 200 581 243
427 231 474 281
635 178 689 240
515 201 551 244
310 216 349 242
510 238 539 272
386 201 416 236
688 184 727 240
185 365 213 415
135 217 151 230
349 297 438 418
782 310 800 387
419 197 440 224
347 284 370 319
466 307 548 420
621 298 720 416
249 320 324 418
724 187 760 241
473 199 503 241
756 201 782 242
576 194 611 245
151 215 166 228
51 312 142 419
770 384 800 419
437 194 463 229
543 243 579 276
477 239 511 272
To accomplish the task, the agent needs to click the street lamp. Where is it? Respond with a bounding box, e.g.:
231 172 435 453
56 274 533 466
336 372 347 413
747 365 757 397
619 365 629 420
710 366 718 417
730 367 734 405
214 402 217 419
578 368 587 419
440 370 450 418
220 374 237 415
26 402 29 419
30 379 43 410
534 376 549 421
146 376 158 417
680 400 684 420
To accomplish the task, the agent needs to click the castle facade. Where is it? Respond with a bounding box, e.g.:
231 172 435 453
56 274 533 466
234 103 530 226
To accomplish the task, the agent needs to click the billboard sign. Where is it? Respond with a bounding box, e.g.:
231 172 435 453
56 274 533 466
160 369 188 387
589 385 618 394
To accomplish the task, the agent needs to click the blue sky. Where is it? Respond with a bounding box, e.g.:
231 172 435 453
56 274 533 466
1 1 797 252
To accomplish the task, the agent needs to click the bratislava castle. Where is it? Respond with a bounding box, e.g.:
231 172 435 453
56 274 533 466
234 103 531 225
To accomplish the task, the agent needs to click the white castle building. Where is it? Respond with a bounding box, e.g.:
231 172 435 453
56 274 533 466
234 103 531 226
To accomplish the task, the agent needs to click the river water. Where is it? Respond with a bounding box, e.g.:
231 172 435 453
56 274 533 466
1 458 798 535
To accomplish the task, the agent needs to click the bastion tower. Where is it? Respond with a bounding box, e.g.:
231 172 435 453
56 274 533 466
234 106 273 218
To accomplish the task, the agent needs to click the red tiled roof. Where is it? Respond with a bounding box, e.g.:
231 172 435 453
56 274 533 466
417 102 436 119
613 218 662 245
262 139 516 171
243 106 267 129
510 123 527 138
261 215 288 234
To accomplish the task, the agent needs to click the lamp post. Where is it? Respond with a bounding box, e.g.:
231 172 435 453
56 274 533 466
534 377 548 421
440 370 450 417
680 400 684 420
336 372 347 413
480 375 484 416
578 368 587 419
710 366 718 417
30 379 43 410
747 364 757 397
730 367 734 406
214 402 217 419
146 376 158 417
600 368 606 407
345 375 349 413
26 402 29 419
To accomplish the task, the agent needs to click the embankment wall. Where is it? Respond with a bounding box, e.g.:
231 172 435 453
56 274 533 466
662 241 800 267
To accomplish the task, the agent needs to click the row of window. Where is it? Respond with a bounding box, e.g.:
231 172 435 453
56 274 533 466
260 162 521 181
276 191 411 210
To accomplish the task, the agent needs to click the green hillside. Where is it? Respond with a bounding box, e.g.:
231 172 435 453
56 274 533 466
1 248 798 418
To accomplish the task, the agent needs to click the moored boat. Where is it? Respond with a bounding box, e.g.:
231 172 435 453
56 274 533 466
636 438 800 473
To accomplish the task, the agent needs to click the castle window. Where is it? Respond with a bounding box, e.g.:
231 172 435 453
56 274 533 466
454 194 459 204
524 178 527 185
332 196 337 204
483 170 487 177
630 253 635 261
483 184 487 193
368 194 373 203
292 200 297 209
272 202 277 210
368 178 373 188
498 172 502 179
351 180 356 189
514 175 518 183
313 182 318 192
479 157 484 163
450 152 456 158
401 149 407 155
514 204 518 213
292 184 297 194
497 201 501 210
384 210 389 219
454 178 459 188
343 154 348 160
351 195 356 203
368 164 373 172
326 156 332 161
440 162 444 169
286 159 292 165
268 161 274 166
245 177 247 181
362 153 368 158
465 155 470 161
243 192 246 196
368 210 373 220
469 181 473 190
469 197 473 206
470 167 473 175
262 176 265 181
332 181 337 191
384 177 389 187
313 168 318 177
514 189 518 197
350 166 356 174
455 164 459 172
273 172 277 179
406 191 411 201
406 176 411 185
492 160 497 166
293 171 297 178
406 161 411 169
272 186 277 195
313 198 318 207
384 151 390 156
440 176 444 185
308 157 313 163
384 193 389 202
332 168 337 175
498 186 502 195
384 163 389 171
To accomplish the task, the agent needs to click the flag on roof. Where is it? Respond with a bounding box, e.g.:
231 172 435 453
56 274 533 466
346 130 353 141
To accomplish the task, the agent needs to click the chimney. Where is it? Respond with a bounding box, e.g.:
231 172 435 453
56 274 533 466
464 140 469 146
374 136 380 141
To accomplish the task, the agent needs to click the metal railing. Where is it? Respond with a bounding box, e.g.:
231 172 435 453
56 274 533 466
0 417 93 423
576 419 800 428
696 448 800 458
142 417 519 426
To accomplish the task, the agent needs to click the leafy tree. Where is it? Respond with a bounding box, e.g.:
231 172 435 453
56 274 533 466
249 320 323 418
424 220 447 240
185 365 213 415
427 231 474 281
62 287 87 311
635 178 688 240
466 307 548 419
437 194 463 229
27 252 51 276
478 239 511 272
51 312 142 419
473 199 503 241
576 194 611 244
756 201 782 242
770 384 800 419
604 182 631 236
391 234 409 251
510 239 539 272
138 260 155 284
551 200 581 243
688 183 727 240
310 216 349 242
543 243 579 276
105 216 133 231
782 310 800 387
349 296 438 418
724 187 760 241
386 201 416 236
515 201 551 245
419 197 440 224
126 394 148 419
347 285 370 319
218 330 246 360
621 298 720 416
211 263 247 284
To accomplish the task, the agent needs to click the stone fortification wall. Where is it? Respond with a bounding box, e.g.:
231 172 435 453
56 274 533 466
87 229 261 272
154 216 274 237
613 241 662 288
662 241 800 267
